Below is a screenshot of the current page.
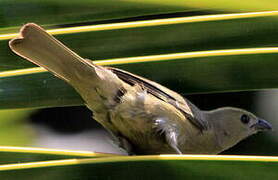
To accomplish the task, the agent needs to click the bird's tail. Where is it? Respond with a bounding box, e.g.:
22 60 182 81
9 23 125 112
9 23 98 84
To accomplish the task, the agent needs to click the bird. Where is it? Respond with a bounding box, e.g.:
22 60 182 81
9 23 272 155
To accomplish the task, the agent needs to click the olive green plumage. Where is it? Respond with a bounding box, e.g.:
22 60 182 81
9 23 272 155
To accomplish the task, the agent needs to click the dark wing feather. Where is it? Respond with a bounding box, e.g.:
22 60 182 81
107 67 208 131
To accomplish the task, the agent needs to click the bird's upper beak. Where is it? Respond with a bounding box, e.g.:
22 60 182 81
251 119 272 131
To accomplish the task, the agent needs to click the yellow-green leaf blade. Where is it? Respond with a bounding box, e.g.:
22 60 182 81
1 12 278 71
1 49 278 109
0 155 277 179
0 146 116 165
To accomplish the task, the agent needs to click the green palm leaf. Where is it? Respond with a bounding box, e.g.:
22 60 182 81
0 146 113 165
0 1 278 178
0 154 277 179
1 12 278 108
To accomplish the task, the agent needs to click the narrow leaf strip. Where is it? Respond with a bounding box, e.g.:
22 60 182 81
0 146 116 158
1 11 278 40
0 155 277 171
1 47 278 78
98 47 278 65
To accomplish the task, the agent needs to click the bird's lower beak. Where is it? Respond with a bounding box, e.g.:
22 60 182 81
251 119 272 131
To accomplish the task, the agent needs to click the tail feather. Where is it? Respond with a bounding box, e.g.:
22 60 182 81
9 23 97 83
9 23 126 112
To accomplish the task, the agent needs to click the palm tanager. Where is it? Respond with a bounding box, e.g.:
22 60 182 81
9 23 272 155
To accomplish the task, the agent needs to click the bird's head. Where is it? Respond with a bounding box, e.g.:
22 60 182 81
205 107 272 152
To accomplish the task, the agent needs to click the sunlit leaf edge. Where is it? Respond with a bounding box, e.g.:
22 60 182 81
0 146 116 158
1 47 278 78
0 154 277 171
1 10 278 41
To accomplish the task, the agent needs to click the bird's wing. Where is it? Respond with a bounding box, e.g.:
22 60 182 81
106 67 208 131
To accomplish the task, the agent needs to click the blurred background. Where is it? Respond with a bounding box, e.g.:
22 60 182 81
0 0 278 156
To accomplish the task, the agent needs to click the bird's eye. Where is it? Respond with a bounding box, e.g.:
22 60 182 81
240 114 250 124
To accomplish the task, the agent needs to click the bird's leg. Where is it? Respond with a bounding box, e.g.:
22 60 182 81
108 130 134 155
93 112 135 155
167 130 182 154
154 118 182 154
117 136 135 155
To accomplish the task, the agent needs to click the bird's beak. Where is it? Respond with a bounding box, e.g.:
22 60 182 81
251 119 272 131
